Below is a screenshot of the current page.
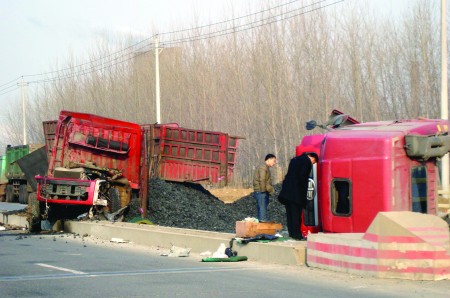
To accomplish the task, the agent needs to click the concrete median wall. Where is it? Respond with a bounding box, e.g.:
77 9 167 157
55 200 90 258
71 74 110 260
0 210 307 266
63 221 307 265
307 212 450 280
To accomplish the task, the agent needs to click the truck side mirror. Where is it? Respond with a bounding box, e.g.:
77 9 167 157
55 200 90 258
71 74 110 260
306 120 317 130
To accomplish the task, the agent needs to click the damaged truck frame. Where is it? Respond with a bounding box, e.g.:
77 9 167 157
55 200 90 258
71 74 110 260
28 111 240 231
299 110 450 236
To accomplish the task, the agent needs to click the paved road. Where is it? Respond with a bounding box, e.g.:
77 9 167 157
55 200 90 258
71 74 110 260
0 229 448 298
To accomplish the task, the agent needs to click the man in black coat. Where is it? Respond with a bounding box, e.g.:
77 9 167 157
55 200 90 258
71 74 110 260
278 152 318 240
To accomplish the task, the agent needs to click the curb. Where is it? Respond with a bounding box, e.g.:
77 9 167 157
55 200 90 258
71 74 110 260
0 212 307 266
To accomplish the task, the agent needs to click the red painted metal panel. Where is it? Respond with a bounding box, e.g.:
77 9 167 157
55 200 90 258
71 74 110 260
48 111 142 187
39 111 142 204
156 125 239 185
42 120 57 161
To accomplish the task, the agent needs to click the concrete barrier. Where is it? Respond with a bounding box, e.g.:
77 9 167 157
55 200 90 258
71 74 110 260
0 211 307 266
1 212 28 228
64 221 307 265
307 212 450 280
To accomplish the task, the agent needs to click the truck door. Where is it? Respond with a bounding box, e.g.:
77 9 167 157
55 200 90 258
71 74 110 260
304 163 318 226
302 163 323 237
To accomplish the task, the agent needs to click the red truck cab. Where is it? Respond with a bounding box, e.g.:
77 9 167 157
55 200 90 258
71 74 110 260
36 111 142 211
298 111 449 235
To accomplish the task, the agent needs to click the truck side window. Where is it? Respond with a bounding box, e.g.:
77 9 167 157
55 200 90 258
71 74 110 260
411 166 427 213
331 179 351 216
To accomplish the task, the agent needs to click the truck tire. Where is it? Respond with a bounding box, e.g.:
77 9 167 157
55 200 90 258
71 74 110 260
5 185 14 203
28 193 42 232
19 184 29 204
108 187 121 213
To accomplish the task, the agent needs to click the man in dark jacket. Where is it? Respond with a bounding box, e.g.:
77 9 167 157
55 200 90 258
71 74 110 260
278 152 318 240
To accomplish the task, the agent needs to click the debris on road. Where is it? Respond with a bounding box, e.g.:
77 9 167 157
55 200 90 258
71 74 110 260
166 245 191 257
110 237 129 243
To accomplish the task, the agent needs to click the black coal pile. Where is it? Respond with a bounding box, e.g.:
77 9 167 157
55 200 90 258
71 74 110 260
126 179 287 233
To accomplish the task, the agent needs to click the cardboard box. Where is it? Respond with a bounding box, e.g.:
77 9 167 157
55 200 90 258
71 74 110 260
235 221 283 237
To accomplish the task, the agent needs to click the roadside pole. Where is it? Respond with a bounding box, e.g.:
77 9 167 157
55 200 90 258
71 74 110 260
155 35 161 124
17 78 28 145
441 0 449 210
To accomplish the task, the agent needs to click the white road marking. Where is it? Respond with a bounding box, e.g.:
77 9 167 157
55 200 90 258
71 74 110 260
0 266 249 282
35 263 86 275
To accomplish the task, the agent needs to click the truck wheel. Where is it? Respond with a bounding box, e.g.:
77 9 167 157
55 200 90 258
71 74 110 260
19 184 29 204
28 193 42 232
108 187 121 213
5 185 14 203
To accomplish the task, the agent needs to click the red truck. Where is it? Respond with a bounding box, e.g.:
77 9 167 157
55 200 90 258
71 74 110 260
298 110 450 236
29 111 240 231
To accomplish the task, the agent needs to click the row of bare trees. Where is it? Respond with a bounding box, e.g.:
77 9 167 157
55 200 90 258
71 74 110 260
2 0 445 186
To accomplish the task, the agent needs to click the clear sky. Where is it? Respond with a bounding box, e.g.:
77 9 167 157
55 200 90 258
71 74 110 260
0 0 438 118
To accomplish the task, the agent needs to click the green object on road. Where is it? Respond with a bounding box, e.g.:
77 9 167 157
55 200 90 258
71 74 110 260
128 217 153 225
201 256 248 262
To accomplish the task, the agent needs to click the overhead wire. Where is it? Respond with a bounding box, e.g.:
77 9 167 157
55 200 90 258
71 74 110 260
26 42 154 84
22 0 308 82
0 77 22 89
21 0 306 83
0 86 19 96
35 0 342 84
0 0 344 88
160 0 341 47
23 0 310 84
157 0 304 36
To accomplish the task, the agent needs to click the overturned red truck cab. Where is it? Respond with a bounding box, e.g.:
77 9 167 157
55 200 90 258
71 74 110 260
36 111 142 210
299 110 450 235
30 111 239 230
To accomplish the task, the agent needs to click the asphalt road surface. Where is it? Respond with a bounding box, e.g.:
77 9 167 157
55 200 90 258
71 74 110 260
0 228 448 298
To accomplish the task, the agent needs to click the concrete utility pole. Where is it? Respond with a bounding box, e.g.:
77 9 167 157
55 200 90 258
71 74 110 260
154 35 161 124
17 78 28 145
441 0 449 199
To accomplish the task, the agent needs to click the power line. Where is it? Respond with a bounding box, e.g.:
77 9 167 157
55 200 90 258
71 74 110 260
25 0 304 81
0 82 20 94
22 37 155 79
160 0 341 47
0 76 21 88
158 0 304 36
0 86 19 96
26 42 154 84
0 0 344 88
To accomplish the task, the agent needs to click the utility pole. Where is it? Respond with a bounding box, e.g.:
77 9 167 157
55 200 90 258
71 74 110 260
441 0 449 200
17 78 28 144
154 35 161 124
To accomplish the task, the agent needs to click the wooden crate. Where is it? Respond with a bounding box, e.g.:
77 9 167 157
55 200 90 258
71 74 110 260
235 221 283 237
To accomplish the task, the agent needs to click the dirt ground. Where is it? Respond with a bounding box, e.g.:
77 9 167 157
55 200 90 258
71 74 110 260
207 188 253 203
438 195 450 216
